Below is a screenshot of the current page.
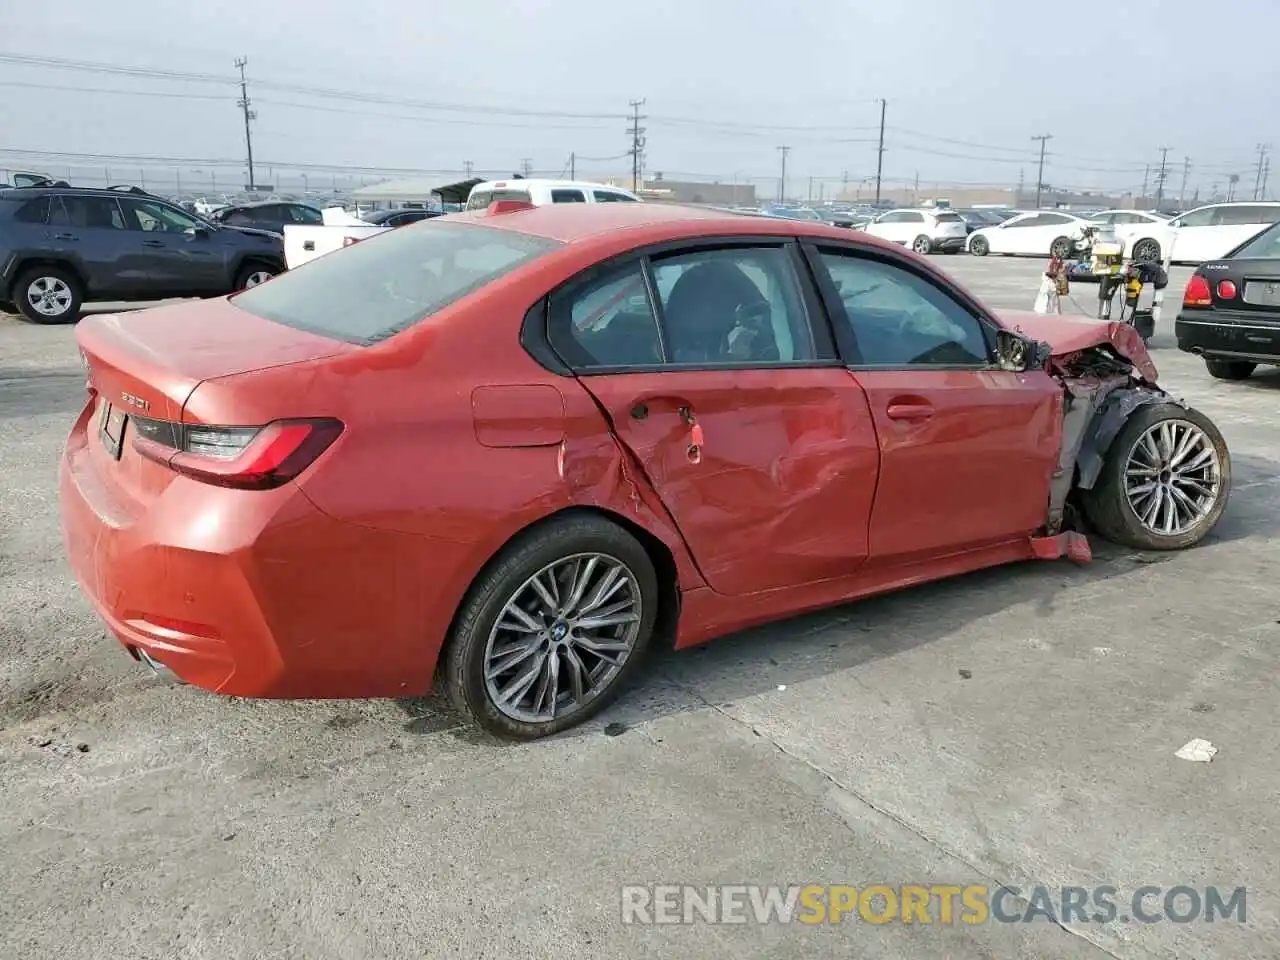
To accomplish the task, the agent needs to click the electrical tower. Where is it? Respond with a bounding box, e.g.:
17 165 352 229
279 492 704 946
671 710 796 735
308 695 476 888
463 160 474 177
776 146 791 202
1031 134 1052 208
1254 144 1271 200
627 99 647 192
874 99 887 204
235 58 257 191
519 158 533 177
1263 156 1272 201
1154 146 1171 210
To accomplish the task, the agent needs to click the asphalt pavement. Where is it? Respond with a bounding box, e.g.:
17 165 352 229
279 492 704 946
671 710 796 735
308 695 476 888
2 256 1279 959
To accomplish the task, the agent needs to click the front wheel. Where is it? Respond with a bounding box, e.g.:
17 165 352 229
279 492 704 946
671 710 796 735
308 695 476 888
1081 403 1230 551
445 514 659 740
969 235 989 257
911 235 933 255
234 262 279 290
1204 358 1256 381
1049 236 1073 259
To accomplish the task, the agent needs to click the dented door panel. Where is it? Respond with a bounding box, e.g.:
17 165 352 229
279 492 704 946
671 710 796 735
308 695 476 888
578 367 880 595
854 368 1063 561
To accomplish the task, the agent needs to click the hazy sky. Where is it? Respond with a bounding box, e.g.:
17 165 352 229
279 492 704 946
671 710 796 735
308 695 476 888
1 0 1276 196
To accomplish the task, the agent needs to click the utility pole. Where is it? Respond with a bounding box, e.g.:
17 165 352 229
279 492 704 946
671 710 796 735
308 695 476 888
1017 168 1025 205
569 152 575 179
1254 144 1271 199
841 169 849 197
1154 146 1170 210
1140 164 1149 203
912 170 919 203
627 99 647 192
1263 156 1272 201
463 160 474 177
874 98 887 204
776 146 790 202
1031 134 1052 208
519 158 533 177
807 175 813 202
235 58 257 191
1178 157 1191 209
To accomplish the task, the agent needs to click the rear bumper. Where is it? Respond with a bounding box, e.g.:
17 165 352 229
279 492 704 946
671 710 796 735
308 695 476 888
1175 313 1280 362
58 402 453 699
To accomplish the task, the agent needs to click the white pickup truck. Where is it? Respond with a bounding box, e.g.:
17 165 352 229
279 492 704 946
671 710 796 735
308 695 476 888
283 207 392 268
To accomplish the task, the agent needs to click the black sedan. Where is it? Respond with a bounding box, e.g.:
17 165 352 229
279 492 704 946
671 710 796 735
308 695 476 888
210 200 324 234
362 208 446 227
1175 219 1280 380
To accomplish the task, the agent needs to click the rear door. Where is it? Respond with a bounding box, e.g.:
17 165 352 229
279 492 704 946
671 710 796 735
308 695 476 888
805 243 1061 560
50 195 150 297
546 240 881 595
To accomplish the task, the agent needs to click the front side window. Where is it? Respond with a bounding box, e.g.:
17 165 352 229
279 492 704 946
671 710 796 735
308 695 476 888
816 250 989 367
233 221 561 344
121 198 201 232
1176 208 1218 228
651 246 816 364
290 205 324 224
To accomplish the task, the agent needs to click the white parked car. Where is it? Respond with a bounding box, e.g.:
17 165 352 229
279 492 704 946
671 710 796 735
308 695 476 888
465 179 640 210
966 211 1091 258
1087 209 1170 245
862 208 969 254
1122 201 1280 264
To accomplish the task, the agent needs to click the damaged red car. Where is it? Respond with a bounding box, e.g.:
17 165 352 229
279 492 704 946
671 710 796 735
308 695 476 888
60 202 1232 739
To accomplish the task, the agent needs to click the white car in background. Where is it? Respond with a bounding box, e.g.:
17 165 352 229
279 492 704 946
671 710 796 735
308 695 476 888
966 211 1091 258
1123 201 1280 264
862 208 969 254
1087 209 1170 244
464 179 640 210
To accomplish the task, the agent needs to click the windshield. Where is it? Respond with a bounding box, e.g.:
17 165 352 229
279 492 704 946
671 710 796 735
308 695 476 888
1229 221 1280 259
232 221 562 343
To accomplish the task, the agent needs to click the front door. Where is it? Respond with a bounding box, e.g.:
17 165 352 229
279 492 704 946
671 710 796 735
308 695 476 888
807 244 1062 562
117 197 223 295
548 243 881 596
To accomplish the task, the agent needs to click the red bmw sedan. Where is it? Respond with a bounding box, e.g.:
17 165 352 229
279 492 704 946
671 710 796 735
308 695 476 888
60 201 1231 739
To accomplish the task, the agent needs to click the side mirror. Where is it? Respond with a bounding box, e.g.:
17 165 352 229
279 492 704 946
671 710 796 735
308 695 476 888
187 225 211 239
995 329 1051 372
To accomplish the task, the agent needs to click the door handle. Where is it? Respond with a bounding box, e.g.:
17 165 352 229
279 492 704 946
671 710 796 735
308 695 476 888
886 401 935 421
142 240 165 247
52 232 79 241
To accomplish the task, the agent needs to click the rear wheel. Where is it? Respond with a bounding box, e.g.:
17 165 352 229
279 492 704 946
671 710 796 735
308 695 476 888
969 235 989 256
14 266 82 324
234 262 279 290
1133 238 1161 263
911 235 933 255
1049 236 1073 259
1204 358 1256 381
1081 403 1230 551
445 514 659 740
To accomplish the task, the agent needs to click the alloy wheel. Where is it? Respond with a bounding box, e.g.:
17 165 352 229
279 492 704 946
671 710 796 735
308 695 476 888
1123 419 1222 537
243 270 274 288
25 276 72 317
482 553 643 724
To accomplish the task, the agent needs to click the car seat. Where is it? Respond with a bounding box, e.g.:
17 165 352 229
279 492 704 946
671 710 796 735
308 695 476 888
662 259 778 362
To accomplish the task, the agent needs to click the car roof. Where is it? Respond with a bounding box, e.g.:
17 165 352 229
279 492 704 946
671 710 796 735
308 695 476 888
1183 200 1280 213
441 201 886 246
226 200 319 210
470 178 637 195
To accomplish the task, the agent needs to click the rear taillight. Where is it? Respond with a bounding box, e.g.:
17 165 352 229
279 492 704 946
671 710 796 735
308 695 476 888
134 418 343 489
1182 274 1212 307
1216 279 1238 300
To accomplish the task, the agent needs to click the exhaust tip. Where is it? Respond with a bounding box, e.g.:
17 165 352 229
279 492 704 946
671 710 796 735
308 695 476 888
133 647 184 684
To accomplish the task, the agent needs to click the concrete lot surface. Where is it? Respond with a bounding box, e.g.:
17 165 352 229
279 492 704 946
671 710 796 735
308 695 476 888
2 256 1279 959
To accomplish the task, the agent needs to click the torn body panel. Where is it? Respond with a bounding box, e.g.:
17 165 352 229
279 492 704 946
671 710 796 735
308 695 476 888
999 309 1160 384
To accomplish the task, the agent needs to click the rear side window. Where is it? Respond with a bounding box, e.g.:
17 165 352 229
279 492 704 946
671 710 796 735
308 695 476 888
232 221 561 344
552 189 586 203
935 213 963 223
593 191 636 202
11 197 50 223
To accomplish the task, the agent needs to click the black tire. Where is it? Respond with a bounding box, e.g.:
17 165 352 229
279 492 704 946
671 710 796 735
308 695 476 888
444 514 660 740
1204 358 1255 381
13 266 82 324
1081 403 1230 551
911 234 933 255
234 261 280 290
1132 238 1161 263
1049 236 1073 259
969 235 989 257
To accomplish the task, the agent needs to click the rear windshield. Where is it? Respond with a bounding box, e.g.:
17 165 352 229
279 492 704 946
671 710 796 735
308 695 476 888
231 220 561 343
935 213 964 222
1230 221 1280 259
465 188 531 211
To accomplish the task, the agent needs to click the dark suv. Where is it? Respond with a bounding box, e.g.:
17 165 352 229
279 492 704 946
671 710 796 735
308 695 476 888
0 185 285 323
